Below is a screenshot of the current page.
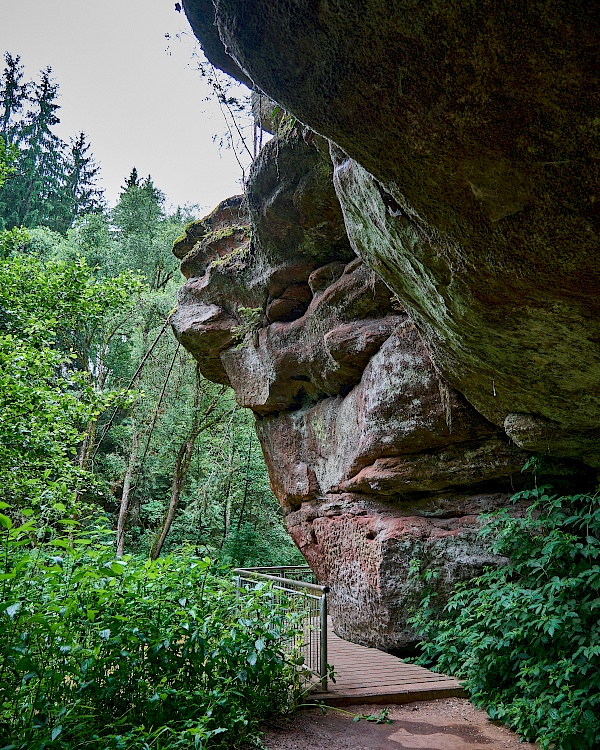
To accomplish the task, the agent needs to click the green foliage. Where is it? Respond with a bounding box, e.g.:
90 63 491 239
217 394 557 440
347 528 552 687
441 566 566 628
411 486 600 749
0 254 141 513
110 170 185 290
0 53 104 233
0 333 87 512
0 510 305 748
231 306 263 348
221 522 305 568
0 135 16 187
0 225 29 259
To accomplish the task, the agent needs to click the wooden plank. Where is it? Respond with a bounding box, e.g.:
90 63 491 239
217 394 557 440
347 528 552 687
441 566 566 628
330 673 450 684
329 670 460 684
307 685 466 707
331 675 460 687
305 618 464 706
335 659 443 677
315 682 463 697
330 668 456 681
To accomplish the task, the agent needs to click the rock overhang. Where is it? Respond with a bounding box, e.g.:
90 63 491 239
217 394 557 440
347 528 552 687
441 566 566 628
172 2 598 646
182 0 600 466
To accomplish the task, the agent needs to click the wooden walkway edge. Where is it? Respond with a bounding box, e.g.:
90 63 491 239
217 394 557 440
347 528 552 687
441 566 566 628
307 619 465 707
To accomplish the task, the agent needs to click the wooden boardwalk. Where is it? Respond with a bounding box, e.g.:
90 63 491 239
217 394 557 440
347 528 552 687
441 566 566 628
307 619 465 706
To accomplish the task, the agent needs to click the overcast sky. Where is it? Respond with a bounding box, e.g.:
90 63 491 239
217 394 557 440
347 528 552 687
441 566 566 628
0 0 253 213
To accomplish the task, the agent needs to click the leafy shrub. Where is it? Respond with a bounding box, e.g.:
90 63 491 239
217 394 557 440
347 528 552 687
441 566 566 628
0 255 140 516
219 522 306 568
0 508 305 749
411 486 600 749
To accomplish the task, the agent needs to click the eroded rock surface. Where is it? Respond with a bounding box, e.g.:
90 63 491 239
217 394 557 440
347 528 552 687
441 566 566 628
182 0 600 468
172 132 590 648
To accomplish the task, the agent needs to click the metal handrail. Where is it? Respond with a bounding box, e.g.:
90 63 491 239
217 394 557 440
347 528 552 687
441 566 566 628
233 566 329 691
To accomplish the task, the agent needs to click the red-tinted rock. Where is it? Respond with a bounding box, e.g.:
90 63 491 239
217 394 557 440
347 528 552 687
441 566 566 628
172 131 592 648
183 0 600 467
267 282 312 323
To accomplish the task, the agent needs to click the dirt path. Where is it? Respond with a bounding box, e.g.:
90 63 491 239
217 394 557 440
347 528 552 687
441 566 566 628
263 698 538 750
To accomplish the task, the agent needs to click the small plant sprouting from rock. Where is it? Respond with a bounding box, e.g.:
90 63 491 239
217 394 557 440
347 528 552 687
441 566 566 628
231 306 263 348
271 105 298 139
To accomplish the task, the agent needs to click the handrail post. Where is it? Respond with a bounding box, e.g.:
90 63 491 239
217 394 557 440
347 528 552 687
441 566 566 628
233 567 329 692
320 590 328 691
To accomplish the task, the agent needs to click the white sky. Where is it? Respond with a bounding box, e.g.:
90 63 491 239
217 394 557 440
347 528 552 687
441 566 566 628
0 0 253 213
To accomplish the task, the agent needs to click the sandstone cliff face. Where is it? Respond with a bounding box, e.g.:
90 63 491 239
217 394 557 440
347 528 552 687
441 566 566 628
171 131 589 648
181 0 600 469
175 0 597 647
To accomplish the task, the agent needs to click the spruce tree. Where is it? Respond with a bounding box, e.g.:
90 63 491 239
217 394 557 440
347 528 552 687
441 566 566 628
0 56 104 233
53 131 104 233
112 170 169 285
17 66 64 227
0 52 28 144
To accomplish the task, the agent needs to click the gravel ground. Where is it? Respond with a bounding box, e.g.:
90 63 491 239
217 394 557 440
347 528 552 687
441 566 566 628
262 698 539 750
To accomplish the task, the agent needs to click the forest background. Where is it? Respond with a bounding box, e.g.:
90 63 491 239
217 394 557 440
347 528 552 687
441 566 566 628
0 50 308 750
0 51 301 566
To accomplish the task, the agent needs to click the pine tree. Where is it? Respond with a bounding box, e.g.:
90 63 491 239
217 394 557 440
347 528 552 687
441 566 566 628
53 131 104 233
0 57 104 233
0 52 28 144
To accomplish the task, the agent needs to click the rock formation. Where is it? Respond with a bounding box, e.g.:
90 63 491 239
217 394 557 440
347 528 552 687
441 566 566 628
173 0 598 648
181 0 600 467
171 130 591 648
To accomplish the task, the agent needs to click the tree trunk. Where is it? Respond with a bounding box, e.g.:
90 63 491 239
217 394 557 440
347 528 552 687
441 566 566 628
150 434 193 560
116 428 139 558
150 373 226 560
237 433 253 531
219 442 236 549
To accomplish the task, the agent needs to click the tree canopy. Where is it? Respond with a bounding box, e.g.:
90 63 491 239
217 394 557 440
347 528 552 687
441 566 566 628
0 52 104 233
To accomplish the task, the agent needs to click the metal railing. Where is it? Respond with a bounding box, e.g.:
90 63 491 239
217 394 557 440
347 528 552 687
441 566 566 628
233 566 329 691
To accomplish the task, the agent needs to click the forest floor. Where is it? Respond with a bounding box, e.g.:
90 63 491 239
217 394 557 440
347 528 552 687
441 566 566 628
263 698 539 750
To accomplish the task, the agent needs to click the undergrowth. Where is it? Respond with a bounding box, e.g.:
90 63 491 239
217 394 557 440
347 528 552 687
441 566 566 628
410 485 600 750
0 506 305 749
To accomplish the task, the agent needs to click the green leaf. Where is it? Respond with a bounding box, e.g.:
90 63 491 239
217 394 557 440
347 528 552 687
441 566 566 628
50 539 72 549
